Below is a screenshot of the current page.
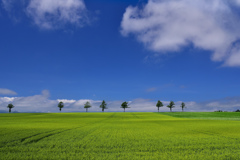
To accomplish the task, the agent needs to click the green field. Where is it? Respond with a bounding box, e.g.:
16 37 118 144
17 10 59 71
1 112 240 159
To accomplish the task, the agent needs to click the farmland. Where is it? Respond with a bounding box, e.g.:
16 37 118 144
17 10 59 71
1 112 240 159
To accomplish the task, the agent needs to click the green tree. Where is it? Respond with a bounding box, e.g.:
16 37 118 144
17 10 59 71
58 101 64 112
100 100 107 112
7 103 14 113
156 100 164 112
180 102 186 112
121 101 130 112
167 101 175 112
84 101 92 112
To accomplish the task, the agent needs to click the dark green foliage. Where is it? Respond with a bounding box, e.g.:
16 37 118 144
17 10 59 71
58 102 64 112
167 101 175 112
156 100 164 112
214 110 223 112
7 103 14 113
180 102 186 112
100 100 107 112
84 101 92 112
121 101 130 112
235 109 240 112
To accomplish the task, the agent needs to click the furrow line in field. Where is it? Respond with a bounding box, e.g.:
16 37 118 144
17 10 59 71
75 122 110 150
20 130 59 142
0 113 116 148
22 113 116 145
23 129 72 145
0 129 59 148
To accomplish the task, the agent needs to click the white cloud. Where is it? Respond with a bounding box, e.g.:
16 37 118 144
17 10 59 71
121 0 240 67
73 99 98 106
233 0 240 5
57 99 76 104
0 88 17 95
26 0 88 29
224 44 240 67
0 97 16 103
1 90 240 112
1 0 89 29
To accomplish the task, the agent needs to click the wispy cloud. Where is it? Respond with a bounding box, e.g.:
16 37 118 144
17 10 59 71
121 0 240 67
1 0 26 22
0 88 17 95
2 0 13 11
1 0 90 29
146 87 157 92
26 0 89 29
1 90 240 113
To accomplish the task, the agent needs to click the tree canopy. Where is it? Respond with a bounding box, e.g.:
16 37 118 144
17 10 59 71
7 103 14 113
84 101 92 112
58 101 64 112
121 101 130 112
167 101 175 112
156 100 164 112
180 102 186 112
100 100 107 112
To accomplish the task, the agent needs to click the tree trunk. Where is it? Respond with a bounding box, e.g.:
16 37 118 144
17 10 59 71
60 108 61 112
86 108 88 112
182 108 183 112
124 108 125 112
102 108 104 112
158 107 159 112
170 108 172 112
9 108 11 113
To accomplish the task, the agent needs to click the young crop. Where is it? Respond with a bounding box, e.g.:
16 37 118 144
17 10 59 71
1 112 240 159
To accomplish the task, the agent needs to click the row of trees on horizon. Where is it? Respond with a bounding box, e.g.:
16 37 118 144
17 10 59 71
5 100 186 113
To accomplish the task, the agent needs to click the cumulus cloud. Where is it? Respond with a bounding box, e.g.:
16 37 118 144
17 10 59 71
1 90 240 112
121 0 240 67
0 88 17 95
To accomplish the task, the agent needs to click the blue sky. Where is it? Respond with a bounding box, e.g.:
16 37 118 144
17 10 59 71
1 0 240 112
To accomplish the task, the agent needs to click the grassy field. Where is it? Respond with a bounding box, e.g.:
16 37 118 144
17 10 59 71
1 112 240 159
161 112 240 120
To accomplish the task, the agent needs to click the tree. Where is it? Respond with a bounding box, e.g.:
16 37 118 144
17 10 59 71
214 110 223 112
156 100 164 112
100 100 107 112
58 101 64 112
121 101 130 112
84 101 92 112
167 101 175 112
7 103 14 113
180 102 186 112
